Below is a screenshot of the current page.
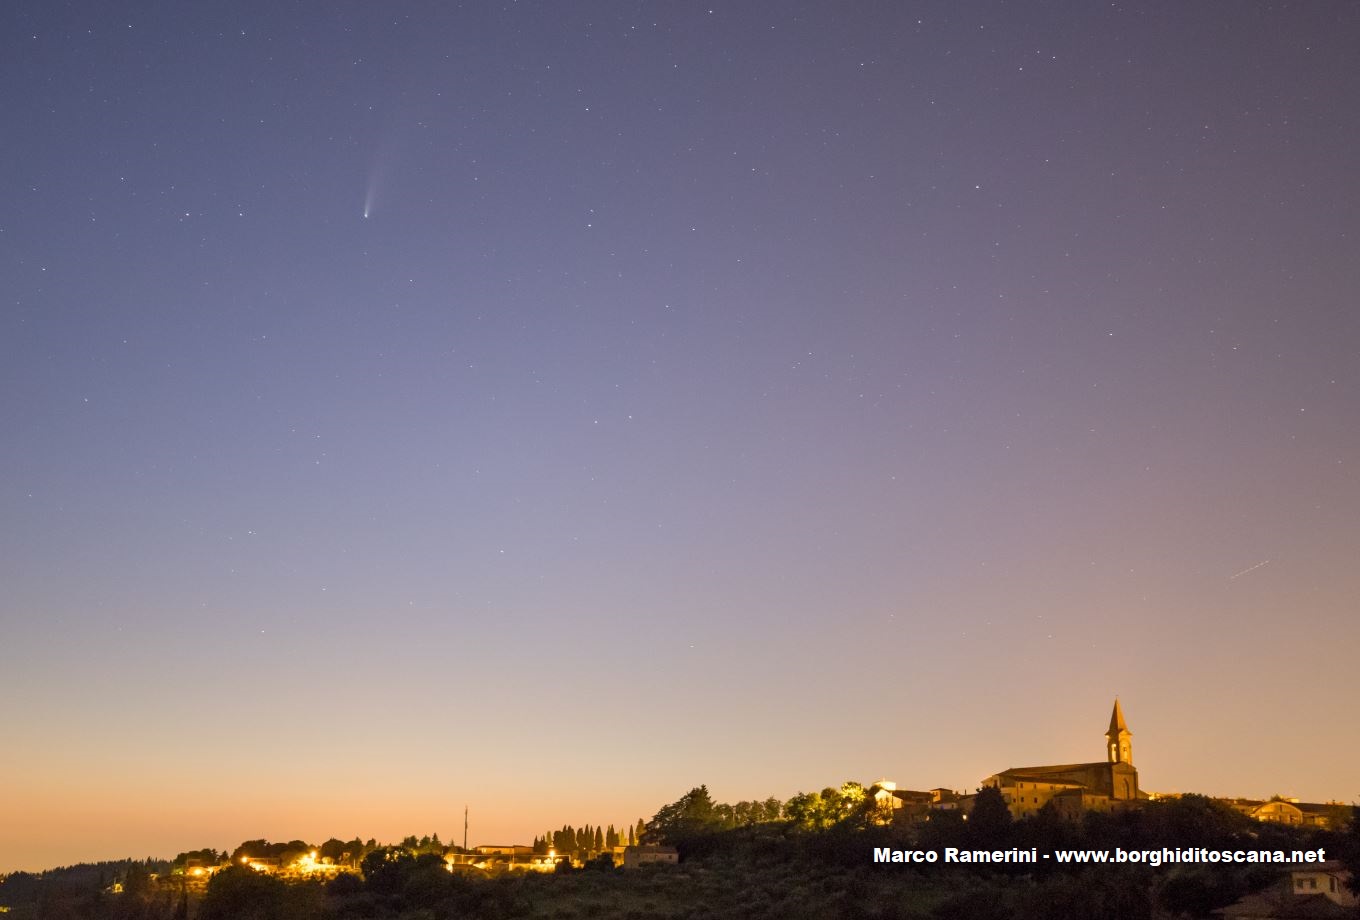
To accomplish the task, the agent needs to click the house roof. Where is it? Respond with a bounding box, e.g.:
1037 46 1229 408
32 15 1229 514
1293 802 1345 815
1253 800 1345 816
1214 891 1352 919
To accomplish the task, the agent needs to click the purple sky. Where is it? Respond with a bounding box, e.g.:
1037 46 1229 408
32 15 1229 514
3 1 1358 872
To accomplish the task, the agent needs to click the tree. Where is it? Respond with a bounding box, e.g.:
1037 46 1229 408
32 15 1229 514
360 847 416 896
785 791 825 831
231 840 271 864
918 808 967 850
1144 794 1253 849
1157 868 1250 918
173 848 220 869
1017 800 1076 854
968 786 1014 847
645 786 719 843
317 838 345 862
839 781 867 812
198 865 289 920
277 840 312 868
122 862 152 897
783 782 870 831
399 855 454 911
1339 805 1360 896
326 873 364 898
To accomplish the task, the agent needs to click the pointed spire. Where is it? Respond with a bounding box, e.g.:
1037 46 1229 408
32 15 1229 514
1108 698 1128 734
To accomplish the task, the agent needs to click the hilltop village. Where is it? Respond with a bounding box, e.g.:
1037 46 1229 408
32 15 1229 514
2 699 1355 920
131 699 1349 886
869 700 1347 831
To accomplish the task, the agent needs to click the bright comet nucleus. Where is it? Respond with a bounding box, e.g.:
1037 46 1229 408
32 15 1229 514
362 174 378 220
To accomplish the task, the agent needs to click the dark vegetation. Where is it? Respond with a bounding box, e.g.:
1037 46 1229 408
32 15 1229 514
3 791 1354 920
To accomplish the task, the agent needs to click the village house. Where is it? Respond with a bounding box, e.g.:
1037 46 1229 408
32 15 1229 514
868 782 964 824
1226 798 1348 831
1214 860 1356 919
621 845 678 869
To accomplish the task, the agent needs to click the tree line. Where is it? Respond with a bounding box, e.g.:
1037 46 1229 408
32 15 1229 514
531 819 649 855
4 788 1357 920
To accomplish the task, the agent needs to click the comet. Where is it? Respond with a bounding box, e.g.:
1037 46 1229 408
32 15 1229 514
362 162 381 219
1228 560 1270 580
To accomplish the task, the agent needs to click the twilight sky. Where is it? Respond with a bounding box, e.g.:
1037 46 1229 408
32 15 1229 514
3 1 1358 873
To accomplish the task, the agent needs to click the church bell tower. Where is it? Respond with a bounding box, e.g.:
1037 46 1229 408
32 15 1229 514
1106 698 1132 765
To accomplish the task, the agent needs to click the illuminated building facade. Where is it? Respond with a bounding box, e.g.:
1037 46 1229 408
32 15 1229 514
983 699 1143 819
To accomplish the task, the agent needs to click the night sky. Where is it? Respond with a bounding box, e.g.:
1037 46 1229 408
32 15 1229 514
4 1 1358 872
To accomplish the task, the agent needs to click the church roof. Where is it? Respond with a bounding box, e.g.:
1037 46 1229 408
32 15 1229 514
994 762 1109 781
1108 698 1129 734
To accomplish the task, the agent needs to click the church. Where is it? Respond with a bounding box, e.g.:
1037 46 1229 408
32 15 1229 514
983 699 1145 819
